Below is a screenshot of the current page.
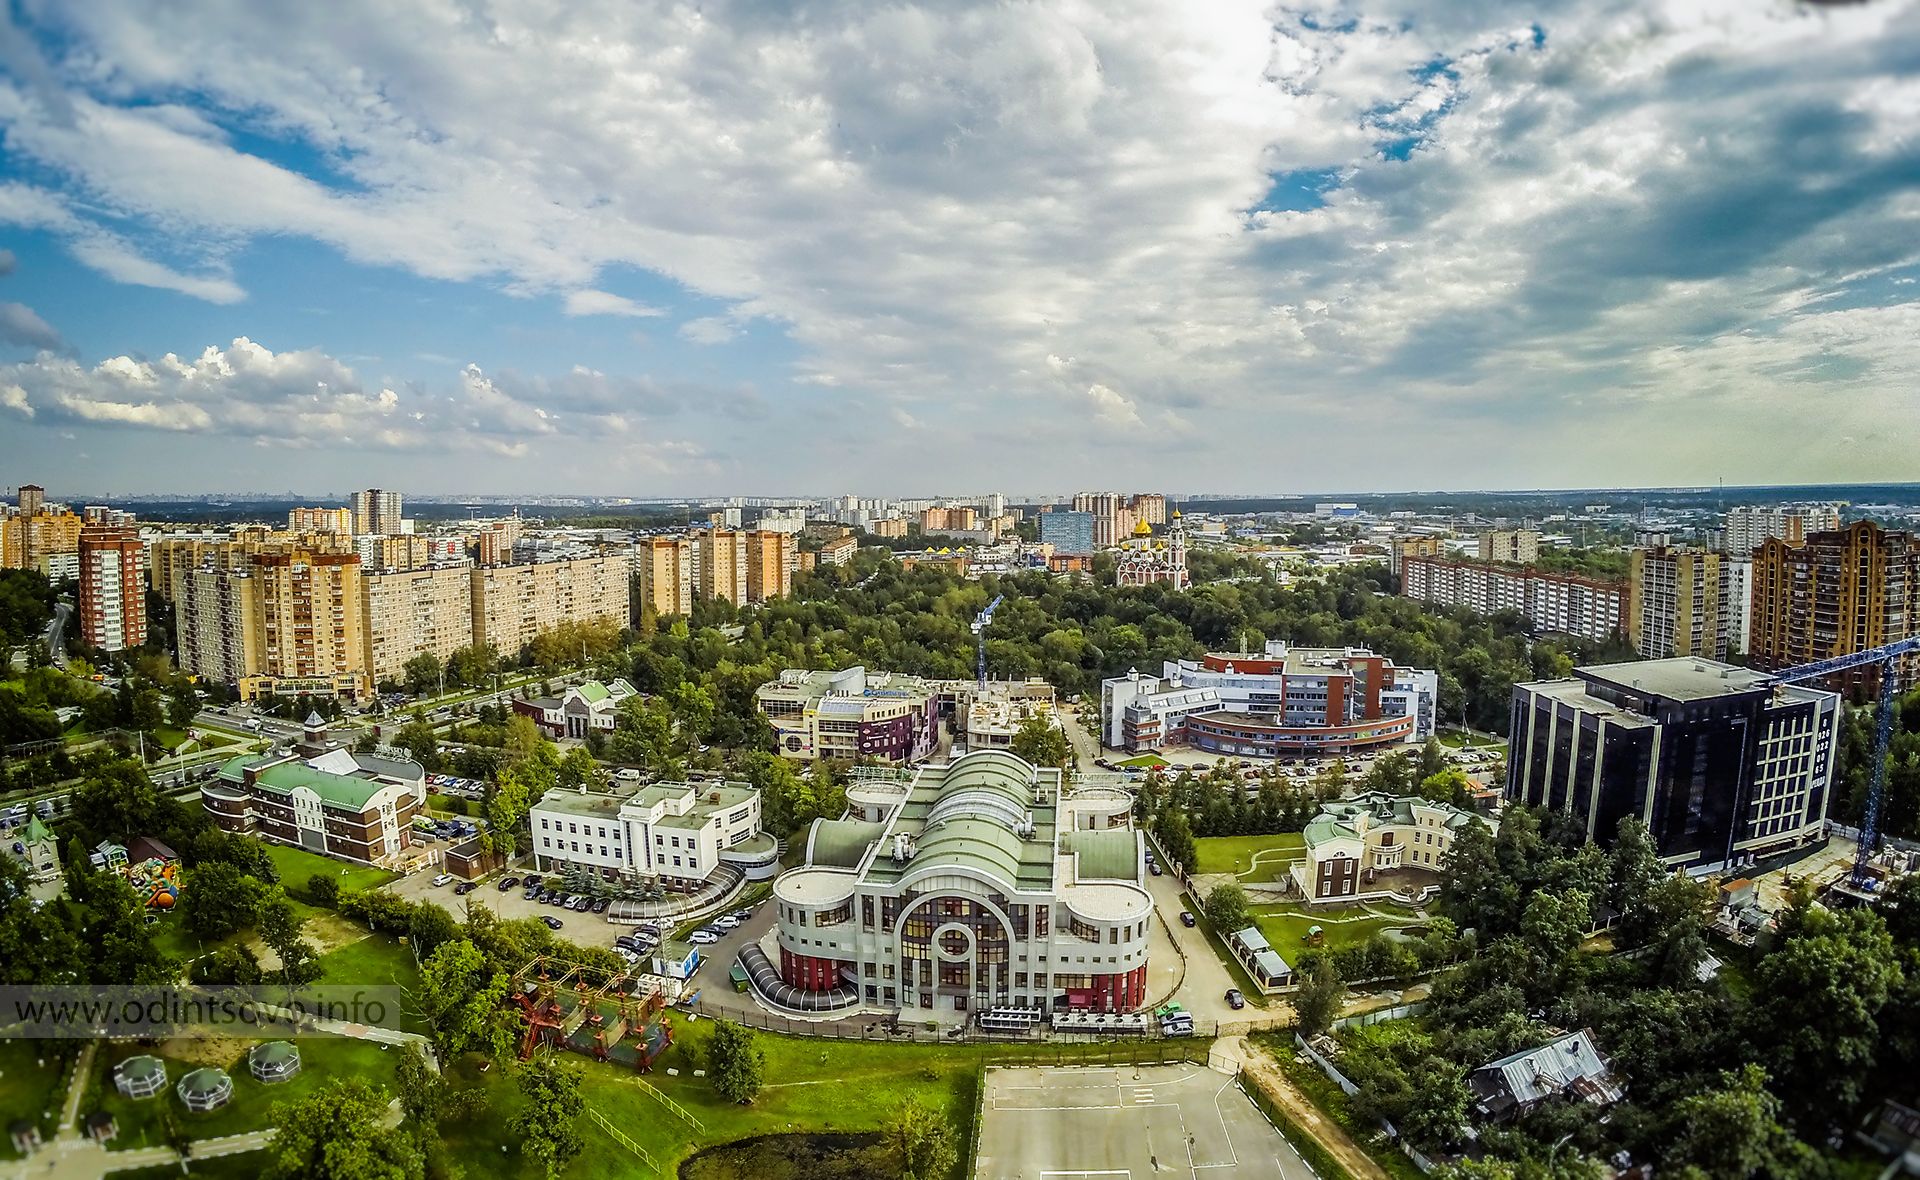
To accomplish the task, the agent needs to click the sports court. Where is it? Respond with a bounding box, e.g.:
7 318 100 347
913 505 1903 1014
974 1063 1313 1180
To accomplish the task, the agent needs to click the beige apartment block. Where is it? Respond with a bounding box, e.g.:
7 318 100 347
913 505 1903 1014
471 555 631 654
1479 530 1540 564
0 511 81 570
637 536 693 617
745 529 794 602
870 518 909 538
363 564 476 684
254 551 367 686
695 529 747 605
288 507 353 533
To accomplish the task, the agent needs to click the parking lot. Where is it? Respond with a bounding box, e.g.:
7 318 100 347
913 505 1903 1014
386 864 637 949
974 1063 1311 1180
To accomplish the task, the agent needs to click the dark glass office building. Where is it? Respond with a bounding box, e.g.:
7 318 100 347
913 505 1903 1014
1506 658 1841 869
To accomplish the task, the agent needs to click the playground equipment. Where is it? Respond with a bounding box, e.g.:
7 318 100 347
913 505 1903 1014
124 857 181 909
512 955 675 1073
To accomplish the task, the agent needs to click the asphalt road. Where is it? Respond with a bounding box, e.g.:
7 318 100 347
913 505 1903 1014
45 601 68 667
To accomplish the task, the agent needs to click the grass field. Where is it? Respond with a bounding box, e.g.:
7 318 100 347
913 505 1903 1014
438 1018 983 1180
93 1035 406 1151
1250 901 1424 957
0 1040 71 1160
311 932 429 1033
1192 833 1306 878
263 844 399 894
1116 754 1170 768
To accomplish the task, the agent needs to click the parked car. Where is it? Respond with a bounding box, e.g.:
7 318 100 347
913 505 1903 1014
729 908 754 922
453 881 477 895
522 887 541 900
713 915 740 930
1180 911 1196 927
542 916 564 930
497 876 520 892
615 947 640 963
521 875 543 890
1225 988 1245 1010
614 935 645 951
569 896 590 911
592 897 611 914
430 873 453 887
688 930 720 945
1149 862 1163 876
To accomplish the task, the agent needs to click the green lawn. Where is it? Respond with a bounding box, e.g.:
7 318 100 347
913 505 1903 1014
112 1155 264 1180
93 1035 406 1151
262 844 400 893
439 1018 984 1180
1250 900 1424 957
0 1040 72 1160
1116 754 1170 769
1192 833 1306 878
310 933 428 1033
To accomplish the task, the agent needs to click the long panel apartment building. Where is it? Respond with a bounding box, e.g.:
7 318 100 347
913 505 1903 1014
1507 658 1840 868
1402 555 1629 645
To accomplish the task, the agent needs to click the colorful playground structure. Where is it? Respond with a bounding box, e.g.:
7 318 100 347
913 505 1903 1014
512 955 675 1073
127 855 181 909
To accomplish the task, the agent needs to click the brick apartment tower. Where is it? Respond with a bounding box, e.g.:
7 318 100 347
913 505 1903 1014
79 525 147 651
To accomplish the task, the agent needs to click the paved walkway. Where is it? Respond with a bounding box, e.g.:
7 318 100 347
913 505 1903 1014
1217 1034 1391 1180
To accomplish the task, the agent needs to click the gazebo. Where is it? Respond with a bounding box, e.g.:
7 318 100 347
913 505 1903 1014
113 1055 168 1100
176 1066 233 1112
8 1119 41 1155
249 1041 301 1083
84 1111 117 1143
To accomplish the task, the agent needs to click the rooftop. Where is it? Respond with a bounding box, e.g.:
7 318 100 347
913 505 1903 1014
1576 658 1776 704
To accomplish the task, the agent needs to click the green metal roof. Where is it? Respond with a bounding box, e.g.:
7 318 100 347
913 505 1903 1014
177 1067 230 1094
216 755 387 811
576 681 611 703
118 1056 164 1080
252 1041 298 1064
1066 829 1138 881
808 819 884 868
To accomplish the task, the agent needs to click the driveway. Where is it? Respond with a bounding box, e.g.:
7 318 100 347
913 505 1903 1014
386 863 635 950
1142 866 1262 1025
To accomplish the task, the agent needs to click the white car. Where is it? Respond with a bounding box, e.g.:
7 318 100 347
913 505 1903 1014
431 873 454 887
688 930 720 945
712 915 740 930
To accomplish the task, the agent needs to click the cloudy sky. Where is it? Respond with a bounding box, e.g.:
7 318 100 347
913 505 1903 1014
0 0 1916 498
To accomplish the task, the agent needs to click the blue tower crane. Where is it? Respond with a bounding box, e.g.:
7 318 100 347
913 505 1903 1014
972 595 1004 690
1770 635 1920 888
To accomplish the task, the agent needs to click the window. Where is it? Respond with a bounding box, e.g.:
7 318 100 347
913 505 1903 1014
672 837 680 848
571 841 579 852
569 823 577 834
864 962 877 978
600 846 608 857
673 856 681 867
543 838 550 848
598 827 605 838
884 963 895 980
656 835 664 846
541 818 549 830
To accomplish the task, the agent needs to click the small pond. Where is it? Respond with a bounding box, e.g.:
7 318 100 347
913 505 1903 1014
678 1132 892 1180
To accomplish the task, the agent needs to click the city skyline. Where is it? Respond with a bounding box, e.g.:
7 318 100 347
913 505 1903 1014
0 1 1916 495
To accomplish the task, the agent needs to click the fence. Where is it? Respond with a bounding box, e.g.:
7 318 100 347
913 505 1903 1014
1331 1001 1426 1030
690 997 1275 1046
1234 1068 1351 1180
1292 1032 1438 1174
588 1106 660 1174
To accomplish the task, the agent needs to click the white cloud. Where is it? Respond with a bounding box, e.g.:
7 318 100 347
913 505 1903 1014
0 0 1915 487
562 289 664 318
679 317 737 346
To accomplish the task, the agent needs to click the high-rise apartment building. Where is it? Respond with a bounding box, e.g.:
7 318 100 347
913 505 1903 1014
919 507 977 534
349 489 404 536
637 537 693 618
694 529 748 605
870 518 909 539
1629 547 1751 660
1389 536 1444 577
745 530 794 603
253 551 370 697
362 564 476 685
1750 520 1920 690
1129 494 1167 527
78 526 147 651
1479 530 1540 564
178 565 262 687
1 485 82 571
470 555 632 655
288 507 353 534
1723 505 1844 557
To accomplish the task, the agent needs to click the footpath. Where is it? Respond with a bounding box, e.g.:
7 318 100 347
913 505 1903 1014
1212 1033 1391 1180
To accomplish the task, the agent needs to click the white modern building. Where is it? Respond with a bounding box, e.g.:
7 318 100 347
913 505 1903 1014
529 779 776 889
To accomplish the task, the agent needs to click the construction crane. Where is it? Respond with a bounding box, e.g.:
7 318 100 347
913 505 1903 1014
1770 635 1920 888
972 595 1004 690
